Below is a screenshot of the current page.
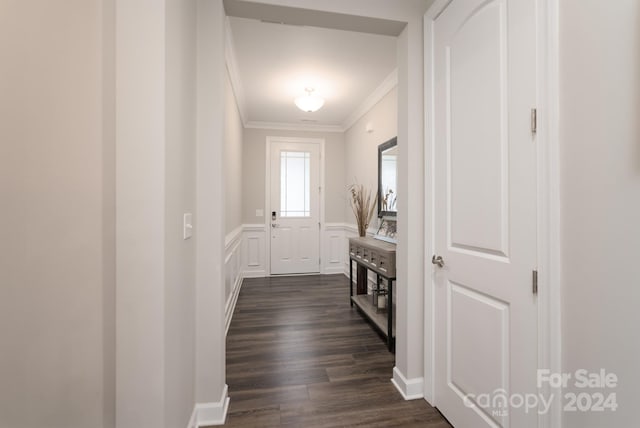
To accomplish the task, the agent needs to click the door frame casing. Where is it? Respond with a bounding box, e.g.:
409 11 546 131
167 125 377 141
422 0 562 427
265 136 326 276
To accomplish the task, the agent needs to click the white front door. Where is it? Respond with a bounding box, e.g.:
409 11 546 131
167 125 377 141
269 139 321 275
431 0 538 427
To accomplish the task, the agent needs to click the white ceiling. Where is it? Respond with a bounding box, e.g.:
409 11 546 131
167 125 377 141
226 16 398 131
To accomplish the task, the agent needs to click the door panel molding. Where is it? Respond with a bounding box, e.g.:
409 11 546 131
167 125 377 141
448 280 510 426
446 0 510 259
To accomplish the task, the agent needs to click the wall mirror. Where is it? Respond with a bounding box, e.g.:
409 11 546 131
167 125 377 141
378 137 398 217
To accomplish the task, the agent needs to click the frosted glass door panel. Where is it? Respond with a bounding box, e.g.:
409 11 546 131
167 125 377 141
280 151 311 217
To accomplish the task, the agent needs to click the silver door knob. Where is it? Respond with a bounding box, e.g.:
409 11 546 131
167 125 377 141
432 255 445 268
271 223 279 228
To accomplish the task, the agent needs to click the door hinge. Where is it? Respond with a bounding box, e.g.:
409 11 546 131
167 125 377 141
531 108 537 135
532 270 538 295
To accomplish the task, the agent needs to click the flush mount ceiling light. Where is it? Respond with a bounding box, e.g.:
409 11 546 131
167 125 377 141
294 87 325 113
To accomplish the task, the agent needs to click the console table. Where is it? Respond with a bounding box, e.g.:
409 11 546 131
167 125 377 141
348 236 396 351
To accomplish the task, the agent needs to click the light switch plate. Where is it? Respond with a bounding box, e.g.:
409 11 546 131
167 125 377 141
256 209 264 217
183 213 193 240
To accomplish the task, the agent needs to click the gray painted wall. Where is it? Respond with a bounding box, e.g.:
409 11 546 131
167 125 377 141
0 1 115 427
242 128 346 224
344 87 398 226
560 1 640 426
225 71 244 235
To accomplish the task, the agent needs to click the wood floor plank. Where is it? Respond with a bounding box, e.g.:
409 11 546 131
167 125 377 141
227 385 310 413
215 274 450 427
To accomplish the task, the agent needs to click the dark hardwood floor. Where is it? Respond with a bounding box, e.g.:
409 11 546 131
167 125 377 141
218 274 451 427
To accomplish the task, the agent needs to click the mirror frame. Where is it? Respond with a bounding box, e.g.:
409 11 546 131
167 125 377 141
378 136 398 218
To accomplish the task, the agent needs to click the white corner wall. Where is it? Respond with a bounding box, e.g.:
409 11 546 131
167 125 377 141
395 17 427 399
165 0 198 426
116 0 214 427
0 1 115 427
115 0 167 425
560 1 640 426
195 0 229 425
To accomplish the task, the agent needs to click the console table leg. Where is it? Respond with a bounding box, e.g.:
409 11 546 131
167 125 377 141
388 278 393 352
349 258 353 307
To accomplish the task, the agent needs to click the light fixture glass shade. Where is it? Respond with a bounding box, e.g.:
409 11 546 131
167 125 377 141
294 88 324 112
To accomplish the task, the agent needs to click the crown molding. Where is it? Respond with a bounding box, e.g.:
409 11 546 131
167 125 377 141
225 17 396 133
244 121 345 133
224 18 248 125
342 68 398 132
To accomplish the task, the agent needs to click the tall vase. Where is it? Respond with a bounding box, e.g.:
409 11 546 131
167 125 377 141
356 229 368 295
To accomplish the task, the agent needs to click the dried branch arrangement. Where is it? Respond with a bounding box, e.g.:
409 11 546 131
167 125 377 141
348 183 378 237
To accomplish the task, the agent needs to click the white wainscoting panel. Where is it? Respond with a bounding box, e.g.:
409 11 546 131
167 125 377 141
225 226 243 335
240 223 381 283
323 223 346 274
241 224 267 277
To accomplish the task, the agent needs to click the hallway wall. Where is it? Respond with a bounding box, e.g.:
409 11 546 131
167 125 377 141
0 1 115 427
344 86 397 228
242 128 346 224
560 1 640 426
236 0 430 399
225 70 244 235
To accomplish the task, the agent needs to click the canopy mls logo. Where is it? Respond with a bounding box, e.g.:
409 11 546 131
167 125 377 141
463 369 619 417
462 388 553 417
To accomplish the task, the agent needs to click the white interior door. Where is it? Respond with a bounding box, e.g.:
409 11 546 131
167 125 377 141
269 140 321 275
431 0 538 427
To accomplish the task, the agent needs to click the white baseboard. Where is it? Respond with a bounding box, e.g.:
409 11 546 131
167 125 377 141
391 366 424 400
323 265 345 275
188 385 230 427
225 274 243 336
242 270 266 278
